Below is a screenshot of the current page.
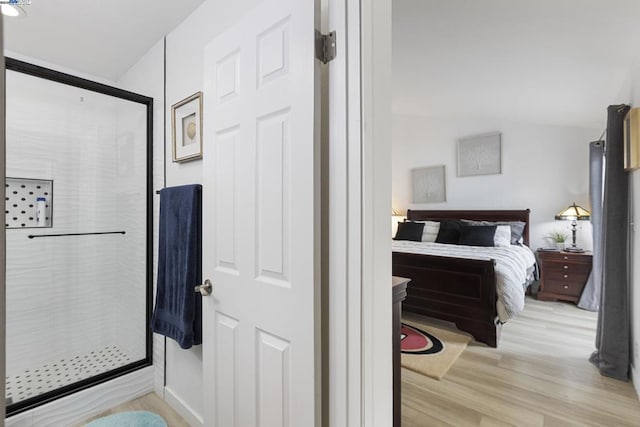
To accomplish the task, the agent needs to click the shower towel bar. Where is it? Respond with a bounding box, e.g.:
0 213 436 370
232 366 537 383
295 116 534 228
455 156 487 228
27 231 126 239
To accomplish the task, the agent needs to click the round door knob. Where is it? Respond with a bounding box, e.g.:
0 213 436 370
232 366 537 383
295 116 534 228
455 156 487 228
195 279 213 296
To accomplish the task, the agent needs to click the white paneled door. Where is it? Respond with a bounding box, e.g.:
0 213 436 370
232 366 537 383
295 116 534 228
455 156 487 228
202 0 319 426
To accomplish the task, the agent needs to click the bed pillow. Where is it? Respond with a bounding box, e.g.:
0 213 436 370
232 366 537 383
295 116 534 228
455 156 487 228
413 220 440 242
461 219 526 245
494 225 512 247
393 221 425 241
458 225 497 247
435 220 462 244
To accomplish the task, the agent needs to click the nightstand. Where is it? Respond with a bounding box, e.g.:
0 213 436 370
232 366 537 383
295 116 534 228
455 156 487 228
537 250 593 303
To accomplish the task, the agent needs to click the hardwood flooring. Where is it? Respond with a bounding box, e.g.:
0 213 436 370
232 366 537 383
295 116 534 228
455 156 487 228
75 393 189 427
401 297 640 427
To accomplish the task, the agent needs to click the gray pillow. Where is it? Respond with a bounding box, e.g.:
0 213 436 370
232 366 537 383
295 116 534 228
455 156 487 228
460 219 526 245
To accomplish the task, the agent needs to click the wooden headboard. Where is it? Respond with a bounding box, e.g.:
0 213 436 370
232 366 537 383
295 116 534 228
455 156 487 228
406 209 531 246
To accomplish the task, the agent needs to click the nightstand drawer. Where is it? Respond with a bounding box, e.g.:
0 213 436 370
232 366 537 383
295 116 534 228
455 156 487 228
543 279 584 297
544 270 589 282
538 252 592 264
543 261 591 278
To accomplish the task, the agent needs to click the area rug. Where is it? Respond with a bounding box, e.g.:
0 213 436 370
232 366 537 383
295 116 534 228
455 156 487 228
85 411 167 427
401 321 471 380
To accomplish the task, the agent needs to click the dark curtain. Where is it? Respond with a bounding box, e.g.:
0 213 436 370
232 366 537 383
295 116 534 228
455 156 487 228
589 104 630 380
578 141 604 311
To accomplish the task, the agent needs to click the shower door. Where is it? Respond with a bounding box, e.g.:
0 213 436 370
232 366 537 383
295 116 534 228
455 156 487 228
4 59 153 416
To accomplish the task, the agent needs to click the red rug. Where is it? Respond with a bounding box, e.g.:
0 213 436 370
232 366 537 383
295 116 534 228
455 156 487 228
401 323 445 355
400 321 470 380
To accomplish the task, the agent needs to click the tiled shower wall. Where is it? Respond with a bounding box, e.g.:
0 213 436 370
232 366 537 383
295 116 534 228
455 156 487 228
5 70 148 379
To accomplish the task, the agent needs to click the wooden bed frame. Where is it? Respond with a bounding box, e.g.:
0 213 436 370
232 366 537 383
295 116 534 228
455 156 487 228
392 209 531 348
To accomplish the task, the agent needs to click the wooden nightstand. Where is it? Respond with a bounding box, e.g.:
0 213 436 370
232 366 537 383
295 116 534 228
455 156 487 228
537 250 592 303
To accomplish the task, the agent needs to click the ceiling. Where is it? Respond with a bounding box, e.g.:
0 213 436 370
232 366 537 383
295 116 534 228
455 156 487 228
393 0 640 128
4 0 205 81
5 0 639 127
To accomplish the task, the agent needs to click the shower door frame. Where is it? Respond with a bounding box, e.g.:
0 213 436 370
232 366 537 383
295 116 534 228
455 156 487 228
4 57 154 417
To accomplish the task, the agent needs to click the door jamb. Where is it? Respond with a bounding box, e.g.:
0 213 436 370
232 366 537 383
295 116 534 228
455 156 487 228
325 0 392 425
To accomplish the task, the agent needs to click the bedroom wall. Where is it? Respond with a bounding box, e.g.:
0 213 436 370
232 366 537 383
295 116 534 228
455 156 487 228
392 114 600 251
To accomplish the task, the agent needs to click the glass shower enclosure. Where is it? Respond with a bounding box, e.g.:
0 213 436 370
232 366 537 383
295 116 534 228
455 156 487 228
4 59 153 416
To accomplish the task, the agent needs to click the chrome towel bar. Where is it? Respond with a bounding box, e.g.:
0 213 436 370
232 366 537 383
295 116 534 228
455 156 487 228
27 231 126 239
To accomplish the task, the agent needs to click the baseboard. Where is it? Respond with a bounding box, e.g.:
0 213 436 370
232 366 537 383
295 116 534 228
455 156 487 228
164 386 204 427
5 366 154 427
633 364 640 400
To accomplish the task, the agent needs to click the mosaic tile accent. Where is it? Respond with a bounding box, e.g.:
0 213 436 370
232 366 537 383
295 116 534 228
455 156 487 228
6 346 131 404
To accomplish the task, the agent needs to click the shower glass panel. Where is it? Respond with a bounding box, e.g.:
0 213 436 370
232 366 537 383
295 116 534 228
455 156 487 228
4 62 152 415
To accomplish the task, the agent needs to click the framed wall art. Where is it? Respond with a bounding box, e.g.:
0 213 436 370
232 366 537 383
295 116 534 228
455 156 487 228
624 107 640 170
172 92 203 162
411 165 446 203
457 132 502 177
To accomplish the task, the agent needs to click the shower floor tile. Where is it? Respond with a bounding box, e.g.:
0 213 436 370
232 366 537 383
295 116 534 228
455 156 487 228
6 345 131 405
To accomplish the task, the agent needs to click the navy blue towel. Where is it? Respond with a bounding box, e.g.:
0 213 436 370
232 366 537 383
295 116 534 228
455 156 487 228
152 184 202 349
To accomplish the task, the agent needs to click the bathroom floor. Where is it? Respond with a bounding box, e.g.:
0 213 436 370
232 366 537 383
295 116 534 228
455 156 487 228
6 345 132 404
76 393 189 426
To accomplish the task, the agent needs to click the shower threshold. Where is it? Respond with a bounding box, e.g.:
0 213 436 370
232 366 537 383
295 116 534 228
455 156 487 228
6 345 132 405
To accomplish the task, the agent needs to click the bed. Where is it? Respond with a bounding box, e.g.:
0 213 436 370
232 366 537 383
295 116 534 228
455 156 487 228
392 209 535 347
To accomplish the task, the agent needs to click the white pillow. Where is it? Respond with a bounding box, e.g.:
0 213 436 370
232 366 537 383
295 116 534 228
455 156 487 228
494 225 511 247
414 220 440 242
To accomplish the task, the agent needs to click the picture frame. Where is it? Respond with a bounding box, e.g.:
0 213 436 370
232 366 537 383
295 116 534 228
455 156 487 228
411 165 446 203
172 92 203 162
457 132 502 177
624 107 640 171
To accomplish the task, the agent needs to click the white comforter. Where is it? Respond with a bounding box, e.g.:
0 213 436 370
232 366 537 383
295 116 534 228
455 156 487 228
392 241 537 322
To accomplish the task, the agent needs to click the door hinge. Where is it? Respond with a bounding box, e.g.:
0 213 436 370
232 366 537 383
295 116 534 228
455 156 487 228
316 31 336 64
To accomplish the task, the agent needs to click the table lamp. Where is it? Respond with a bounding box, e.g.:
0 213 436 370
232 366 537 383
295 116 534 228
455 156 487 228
392 209 405 237
555 203 591 253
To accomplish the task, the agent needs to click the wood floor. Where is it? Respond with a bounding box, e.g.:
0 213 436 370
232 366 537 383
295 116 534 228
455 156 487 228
75 393 189 427
402 297 640 427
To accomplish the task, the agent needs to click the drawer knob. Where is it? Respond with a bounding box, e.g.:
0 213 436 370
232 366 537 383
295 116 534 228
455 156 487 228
563 265 569 269
564 256 568 260
563 285 569 289
564 274 568 278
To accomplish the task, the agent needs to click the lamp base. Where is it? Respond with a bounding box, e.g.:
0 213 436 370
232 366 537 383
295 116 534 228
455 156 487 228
564 247 585 253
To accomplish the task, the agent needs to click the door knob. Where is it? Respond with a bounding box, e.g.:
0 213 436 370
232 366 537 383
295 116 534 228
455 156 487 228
195 279 213 296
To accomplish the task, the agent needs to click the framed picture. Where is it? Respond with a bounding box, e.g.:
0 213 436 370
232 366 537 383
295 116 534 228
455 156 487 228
172 92 203 162
624 107 640 170
457 132 502 177
412 165 446 203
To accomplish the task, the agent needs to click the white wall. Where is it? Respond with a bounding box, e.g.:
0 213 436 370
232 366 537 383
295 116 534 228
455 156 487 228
164 1 260 422
116 38 166 396
117 1 262 423
392 115 599 250
4 68 148 396
6 71 116 375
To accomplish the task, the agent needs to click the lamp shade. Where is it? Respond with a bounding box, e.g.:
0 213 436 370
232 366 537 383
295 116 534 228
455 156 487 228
391 209 406 237
555 203 591 221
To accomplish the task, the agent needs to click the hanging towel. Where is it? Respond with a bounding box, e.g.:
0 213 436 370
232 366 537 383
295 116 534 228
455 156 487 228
152 184 202 349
